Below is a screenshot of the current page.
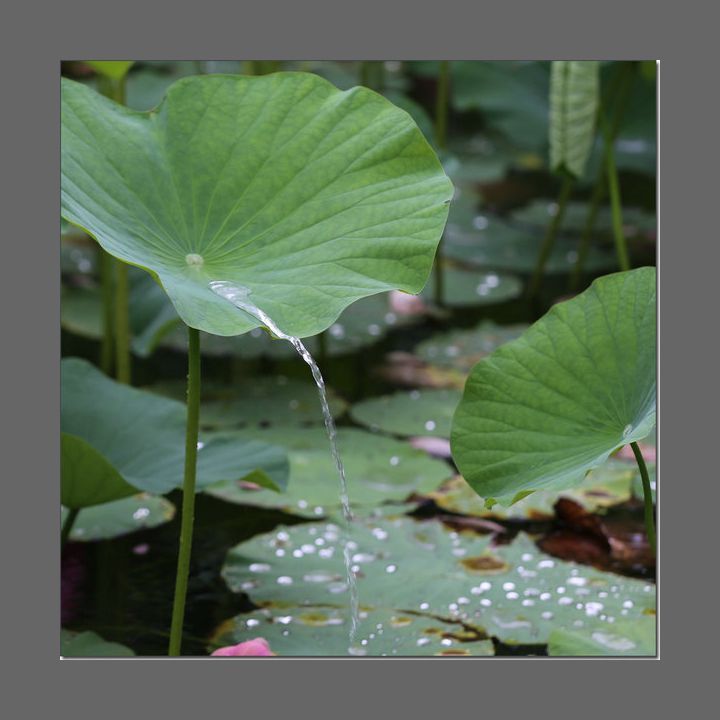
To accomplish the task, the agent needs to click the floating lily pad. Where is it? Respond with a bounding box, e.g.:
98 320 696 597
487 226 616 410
61 629 135 657
210 605 494 657
61 73 453 339
548 616 655 656
157 293 413 360
430 460 639 520
204 427 452 516
415 321 529 373
511 200 656 237
61 494 176 542
150 376 347 430
451 268 656 507
62 358 289 496
350 389 462 439
444 207 616 274
222 517 655 646
422 267 522 307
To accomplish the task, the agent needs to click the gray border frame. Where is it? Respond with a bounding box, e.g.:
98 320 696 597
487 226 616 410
5 0 716 715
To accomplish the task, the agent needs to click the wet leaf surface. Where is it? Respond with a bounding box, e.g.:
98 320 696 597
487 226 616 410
350 389 462 438
204 427 452 517
548 615 655 656
222 516 655 646
62 494 176 542
422 266 523 307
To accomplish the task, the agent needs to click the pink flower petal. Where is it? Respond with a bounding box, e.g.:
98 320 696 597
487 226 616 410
211 638 275 657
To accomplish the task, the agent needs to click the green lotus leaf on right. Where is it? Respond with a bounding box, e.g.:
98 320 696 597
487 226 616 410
451 267 656 508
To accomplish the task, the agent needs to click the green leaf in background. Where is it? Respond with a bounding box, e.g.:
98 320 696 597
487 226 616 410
431 460 639 520
62 358 289 495
62 434 141 509
211 605 494 657
85 61 135 80
422 267 523 307
548 616 655 656
61 629 135 657
222 518 655 647
549 61 600 178
61 73 453 339
204 427 452 516
61 494 176 541
451 267 656 507
149 376 347 430
350 389 462 439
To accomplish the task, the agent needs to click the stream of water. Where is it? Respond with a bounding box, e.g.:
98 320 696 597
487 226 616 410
209 280 361 652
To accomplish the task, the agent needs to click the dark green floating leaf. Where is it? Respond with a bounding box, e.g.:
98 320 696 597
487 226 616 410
150 376 347 430
62 358 289 495
204 427 452 516
415 321 529 373
451 268 656 507
61 629 135 657
548 616 655 656
62 73 453 339
61 494 176 541
210 605 494 657
422 267 523 307
222 517 655 646
350 389 462 439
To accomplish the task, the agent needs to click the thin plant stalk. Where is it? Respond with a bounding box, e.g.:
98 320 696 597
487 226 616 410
168 327 202 656
527 173 574 299
99 248 115 374
630 441 656 554
570 62 636 288
98 73 132 383
61 508 80 549
433 61 451 307
602 111 631 272
359 61 384 91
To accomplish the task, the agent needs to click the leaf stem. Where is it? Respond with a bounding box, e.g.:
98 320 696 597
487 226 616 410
61 508 80 549
602 113 631 272
527 173 574 299
168 326 201 656
434 61 450 151
630 441 656 554
114 262 131 384
99 248 115 375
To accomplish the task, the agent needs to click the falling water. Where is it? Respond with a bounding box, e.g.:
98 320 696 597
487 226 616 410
209 281 360 649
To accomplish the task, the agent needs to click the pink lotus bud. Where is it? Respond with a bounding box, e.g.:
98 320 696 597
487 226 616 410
211 638 275 657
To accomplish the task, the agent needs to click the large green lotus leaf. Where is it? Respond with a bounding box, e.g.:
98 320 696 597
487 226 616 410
431 460 639 520
415 322 529 373
61 74 453 339
204 427 452 517
350 389 462 439
422 267 523 307
444 198 616 274
222 518 655 645
61 358 289 495
210 605 494 657
549 61 599 178
149 376 347 430
451 267 656 507
548 616 655 656
85 61 135 80
61 494 175 542
61 629 135 657
62 433 141 509
157 292 415 360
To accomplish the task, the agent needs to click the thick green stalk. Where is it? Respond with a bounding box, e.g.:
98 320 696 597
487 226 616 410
568 171 606 291
527 174 574 299
99 248 115 374
168 327 202 656
631 441 656 554
61 508 80 549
